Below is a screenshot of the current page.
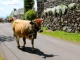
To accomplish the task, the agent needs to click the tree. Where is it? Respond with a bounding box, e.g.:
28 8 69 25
24 0 34 13
24 9 36 20
7 11 14 19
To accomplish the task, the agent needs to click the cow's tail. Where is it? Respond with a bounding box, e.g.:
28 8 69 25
12 21 16 37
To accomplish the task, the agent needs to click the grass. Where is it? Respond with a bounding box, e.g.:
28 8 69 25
42 27 80 44
0 55 3 60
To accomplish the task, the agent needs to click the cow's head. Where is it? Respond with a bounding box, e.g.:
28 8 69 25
30 18 43 32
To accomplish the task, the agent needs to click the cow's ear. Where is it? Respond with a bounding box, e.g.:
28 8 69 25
30 21 34 25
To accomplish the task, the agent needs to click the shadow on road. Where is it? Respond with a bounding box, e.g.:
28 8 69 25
19 47 59 59
0 35 14 42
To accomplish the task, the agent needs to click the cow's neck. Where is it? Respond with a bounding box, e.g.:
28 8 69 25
34 23 39 31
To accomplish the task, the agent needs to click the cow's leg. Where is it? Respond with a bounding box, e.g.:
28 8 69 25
22 37 26 49
15 36 20 48
31 39 35 51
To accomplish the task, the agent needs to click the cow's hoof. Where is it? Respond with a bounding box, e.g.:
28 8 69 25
17 46 20 48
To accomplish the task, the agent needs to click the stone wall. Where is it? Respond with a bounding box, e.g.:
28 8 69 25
42 0 80 33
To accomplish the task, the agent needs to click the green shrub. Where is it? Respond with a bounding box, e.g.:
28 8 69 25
24 9 36 20
0 55 3 60
22 14 26 20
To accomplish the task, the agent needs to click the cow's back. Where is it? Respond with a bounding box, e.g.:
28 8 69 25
12 19 32 37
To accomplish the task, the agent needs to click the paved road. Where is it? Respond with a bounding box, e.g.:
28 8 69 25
0 23 80 60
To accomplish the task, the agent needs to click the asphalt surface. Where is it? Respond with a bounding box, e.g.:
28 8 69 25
0 23 80 60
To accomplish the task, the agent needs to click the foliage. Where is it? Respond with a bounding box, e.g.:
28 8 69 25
24 0 34 13
9 11 14 17
43 4 68 17
42 27 80 44
59 4 68 15
0 55 3 60
7 16 12 20
24 9 36 20
43 3 77 17
7 11 14 20
68 3 77 10
51 6 57 17
22 14 26 20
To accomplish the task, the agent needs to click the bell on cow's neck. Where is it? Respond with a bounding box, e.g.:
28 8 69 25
38 29 43 33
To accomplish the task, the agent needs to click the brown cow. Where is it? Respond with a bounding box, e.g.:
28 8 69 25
12 19 42 51
0 18 4 23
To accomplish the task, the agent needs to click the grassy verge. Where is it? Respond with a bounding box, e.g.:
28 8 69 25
42 27 80 44
0 55 3 60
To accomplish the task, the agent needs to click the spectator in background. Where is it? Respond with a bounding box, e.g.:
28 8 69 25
5 18 7 23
